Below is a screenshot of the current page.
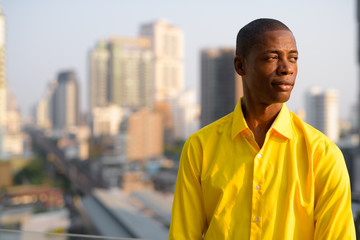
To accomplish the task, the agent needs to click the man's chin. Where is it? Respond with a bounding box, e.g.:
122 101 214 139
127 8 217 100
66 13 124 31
281 91 292 100
273 94 292 104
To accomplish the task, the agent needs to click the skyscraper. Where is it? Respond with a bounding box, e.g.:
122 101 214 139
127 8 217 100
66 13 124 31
0 5 6 130
305 87 339 142
36 80 58 130
89 41 110 110
107 37 153 109
200 48 243 127
6 89 21 134
140 19 184 102
89 37 153 111
0 5 24 159
51 71 80 132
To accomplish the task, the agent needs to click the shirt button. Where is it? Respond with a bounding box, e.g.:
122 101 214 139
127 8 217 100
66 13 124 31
257 154 261 159
256 185 261 190
254 217 259 222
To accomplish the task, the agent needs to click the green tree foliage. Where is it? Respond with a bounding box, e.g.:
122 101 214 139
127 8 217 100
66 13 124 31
164 140 185 161
14 155 50 185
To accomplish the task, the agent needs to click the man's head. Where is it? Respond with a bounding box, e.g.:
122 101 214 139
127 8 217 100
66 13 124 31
236 18 292 58
234 18 298 105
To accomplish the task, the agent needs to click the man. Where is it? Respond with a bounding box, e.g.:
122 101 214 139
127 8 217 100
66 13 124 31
169 18 356 239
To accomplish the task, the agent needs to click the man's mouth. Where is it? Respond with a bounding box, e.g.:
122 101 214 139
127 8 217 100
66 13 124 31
271 81 293 91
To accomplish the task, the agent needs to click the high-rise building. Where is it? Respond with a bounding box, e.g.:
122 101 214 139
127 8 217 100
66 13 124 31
305 87 339 142
140 19 184 102
36 80 57 130
89 37 153 111
51 71 80 132
0 5 6 128
6 89 21 134
0 5 24 159
107 37 153 109
37 98 51 129
200 48 243 127
89 41 110 110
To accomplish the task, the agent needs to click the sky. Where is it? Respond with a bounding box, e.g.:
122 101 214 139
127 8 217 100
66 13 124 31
2 0 358 120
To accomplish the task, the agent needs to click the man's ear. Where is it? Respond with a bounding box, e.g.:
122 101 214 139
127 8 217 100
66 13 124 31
234 56 246 76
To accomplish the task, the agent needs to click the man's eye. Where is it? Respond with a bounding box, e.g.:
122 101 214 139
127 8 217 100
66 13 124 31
289 56 298 62
266 56 278 60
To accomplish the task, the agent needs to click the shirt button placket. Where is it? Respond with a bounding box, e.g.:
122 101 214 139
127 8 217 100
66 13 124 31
251 152 262 239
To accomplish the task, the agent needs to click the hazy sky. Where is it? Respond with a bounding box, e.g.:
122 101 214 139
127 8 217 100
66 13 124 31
3 0 358 120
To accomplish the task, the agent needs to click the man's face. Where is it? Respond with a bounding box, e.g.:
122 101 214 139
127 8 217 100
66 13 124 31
236 30 298 105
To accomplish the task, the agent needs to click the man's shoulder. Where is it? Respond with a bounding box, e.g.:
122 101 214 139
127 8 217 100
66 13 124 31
289 111 338 150
191 112 234 140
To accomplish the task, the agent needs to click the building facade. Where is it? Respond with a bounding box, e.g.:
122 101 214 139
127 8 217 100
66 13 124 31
6 89 21 134
91 104 124 137
51 71 80 132
126 109 163 161
140 19 184 102
172 89 200 140
108 37 153 109
305 87 339 142
89 37 153 112
0 5 25 159
200 48 243 127
36 80 58 131
89 41 110 110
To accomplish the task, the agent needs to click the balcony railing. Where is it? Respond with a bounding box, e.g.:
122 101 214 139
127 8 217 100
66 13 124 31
0 229 143 240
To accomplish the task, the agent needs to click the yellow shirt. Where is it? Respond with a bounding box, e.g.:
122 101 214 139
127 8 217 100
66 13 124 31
169 102 355 239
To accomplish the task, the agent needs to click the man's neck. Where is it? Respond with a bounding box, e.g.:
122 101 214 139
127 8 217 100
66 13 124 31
241 98 282 148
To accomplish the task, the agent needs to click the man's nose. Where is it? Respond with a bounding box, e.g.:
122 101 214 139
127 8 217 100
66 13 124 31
277 59 294 75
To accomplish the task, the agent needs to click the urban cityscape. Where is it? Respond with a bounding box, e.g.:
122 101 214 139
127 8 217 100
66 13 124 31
0 1 360 239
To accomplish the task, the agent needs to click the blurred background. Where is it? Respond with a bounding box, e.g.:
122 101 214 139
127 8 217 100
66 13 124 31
0 0 360 239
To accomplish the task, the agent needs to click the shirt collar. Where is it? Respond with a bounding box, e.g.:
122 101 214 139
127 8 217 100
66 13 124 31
271 104 293 140
231 100 248 139
231 100 293 140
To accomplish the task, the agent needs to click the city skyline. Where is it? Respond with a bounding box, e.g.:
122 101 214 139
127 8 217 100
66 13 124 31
1 2 360 238
3 0 357 120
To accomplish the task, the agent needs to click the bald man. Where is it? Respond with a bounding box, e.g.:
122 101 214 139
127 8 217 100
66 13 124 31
169 18 355 239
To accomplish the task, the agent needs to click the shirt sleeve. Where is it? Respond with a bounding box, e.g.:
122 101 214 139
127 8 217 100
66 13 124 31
314 141 356 239
168 136 207 240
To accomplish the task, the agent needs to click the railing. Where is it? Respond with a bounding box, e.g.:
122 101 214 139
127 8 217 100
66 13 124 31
0 229 143 240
